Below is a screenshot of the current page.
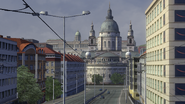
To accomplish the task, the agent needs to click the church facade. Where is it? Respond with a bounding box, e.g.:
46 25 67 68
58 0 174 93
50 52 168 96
46 5 140 84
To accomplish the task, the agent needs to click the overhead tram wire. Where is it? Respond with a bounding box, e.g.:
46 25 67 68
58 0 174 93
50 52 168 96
0 0 86 59
21 0 86 59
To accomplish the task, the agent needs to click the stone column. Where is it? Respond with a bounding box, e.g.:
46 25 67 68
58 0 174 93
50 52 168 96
22 53 25 66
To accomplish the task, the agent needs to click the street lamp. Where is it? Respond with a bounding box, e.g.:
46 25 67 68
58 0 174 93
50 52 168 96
85 52 91 104
40 11 90 104
101 58 105 91
53 70 55 103
76 73 78 94
125 51 131 103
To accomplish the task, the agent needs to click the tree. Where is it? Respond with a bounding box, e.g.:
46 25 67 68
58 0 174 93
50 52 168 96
110 73 125 84
17 65 44 104
92 74 103 84
45 76 63 101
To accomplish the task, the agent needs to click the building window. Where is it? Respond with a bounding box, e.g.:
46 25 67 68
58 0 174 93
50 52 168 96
30 65 33 70
163 14 165 25
104 41 106 47
25 55 28 60
109 74 111 78
160 1 162 12
46 69 49 74
30 55 33 60
18 54 22 60
112 41 115 48
164 82 166 93
91 39 93 44
51 62 54 66
163 48 165 59
163 0 165 9
175 10 185 22
108 41 110 48
164 65 166 77
157 4 159 15
51 69 53 73
163 31 165 42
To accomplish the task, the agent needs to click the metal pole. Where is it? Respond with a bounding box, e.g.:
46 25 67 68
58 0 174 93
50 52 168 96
63 17 65 104
103 63 104 91
94 59 95 97
76 73 77 94
145 65 146 104
84 61 86 104
125 60 129 103
53 72 54 103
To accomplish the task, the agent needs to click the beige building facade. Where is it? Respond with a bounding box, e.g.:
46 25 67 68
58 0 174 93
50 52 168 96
145 0 185 104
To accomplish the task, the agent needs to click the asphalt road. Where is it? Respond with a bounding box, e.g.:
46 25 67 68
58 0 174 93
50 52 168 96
43 85 133 104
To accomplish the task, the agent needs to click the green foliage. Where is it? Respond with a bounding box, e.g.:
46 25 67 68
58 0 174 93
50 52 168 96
45 76 63 101
17 65 44 104
92 74 103 84
110 73 125 84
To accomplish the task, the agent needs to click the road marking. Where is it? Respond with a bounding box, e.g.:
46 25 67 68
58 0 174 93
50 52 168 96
118 89 123 104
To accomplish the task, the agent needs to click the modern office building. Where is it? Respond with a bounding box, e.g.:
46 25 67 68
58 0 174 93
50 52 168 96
6 37 46 104
57 52 85 97
145 0 185 104
0 35 18 104
137 52 146 104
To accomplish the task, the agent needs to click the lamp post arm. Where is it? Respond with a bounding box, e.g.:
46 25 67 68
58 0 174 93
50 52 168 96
43 14 84 18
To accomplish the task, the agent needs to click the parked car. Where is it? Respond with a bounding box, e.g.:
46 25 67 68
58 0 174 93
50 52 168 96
107 91 110 94
99 88 102 91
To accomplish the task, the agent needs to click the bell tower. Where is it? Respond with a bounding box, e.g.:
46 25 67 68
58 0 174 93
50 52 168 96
127 21 136 51
88 22 97 51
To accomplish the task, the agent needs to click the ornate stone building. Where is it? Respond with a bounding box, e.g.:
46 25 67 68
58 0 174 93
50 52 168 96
46 4 140 84
80 5 140 84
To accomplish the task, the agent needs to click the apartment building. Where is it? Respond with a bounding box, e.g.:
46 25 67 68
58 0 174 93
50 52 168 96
145 0 185 104
137 52 146 104
129 57 140 103
6 37 46 104
57 52 85 97
41 47 61 79
0 35 18 104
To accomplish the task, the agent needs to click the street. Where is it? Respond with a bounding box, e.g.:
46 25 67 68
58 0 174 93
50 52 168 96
43 85 133 104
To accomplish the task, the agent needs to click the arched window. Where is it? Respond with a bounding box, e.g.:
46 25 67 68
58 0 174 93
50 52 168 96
129 39 132 44
104 41 106 47
112 41 115 48
91 39 93 44
108 41 110 48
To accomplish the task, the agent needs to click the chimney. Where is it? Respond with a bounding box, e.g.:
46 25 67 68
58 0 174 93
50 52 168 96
21 37 24 39
6 36 11 38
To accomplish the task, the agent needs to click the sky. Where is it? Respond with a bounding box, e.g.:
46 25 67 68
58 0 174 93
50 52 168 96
0 0 152 46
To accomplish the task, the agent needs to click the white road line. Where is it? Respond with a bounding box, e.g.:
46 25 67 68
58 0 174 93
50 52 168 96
118 89 123 104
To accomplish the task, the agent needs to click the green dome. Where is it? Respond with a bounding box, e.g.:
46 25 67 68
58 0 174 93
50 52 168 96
100 19 119 33
75 31 81 36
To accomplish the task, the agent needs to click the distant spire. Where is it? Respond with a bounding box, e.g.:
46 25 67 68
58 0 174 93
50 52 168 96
90 22 95 33
109 2 110 9
106 3 113 19
130 21 132 29
91 22 94 30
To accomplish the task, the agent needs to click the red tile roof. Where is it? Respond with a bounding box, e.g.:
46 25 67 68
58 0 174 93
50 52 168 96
5 38 35 52
41 47 59 54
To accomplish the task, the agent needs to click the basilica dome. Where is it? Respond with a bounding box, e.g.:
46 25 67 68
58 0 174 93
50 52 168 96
100 5 120 33
75 31 81 36
100 19 119 33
